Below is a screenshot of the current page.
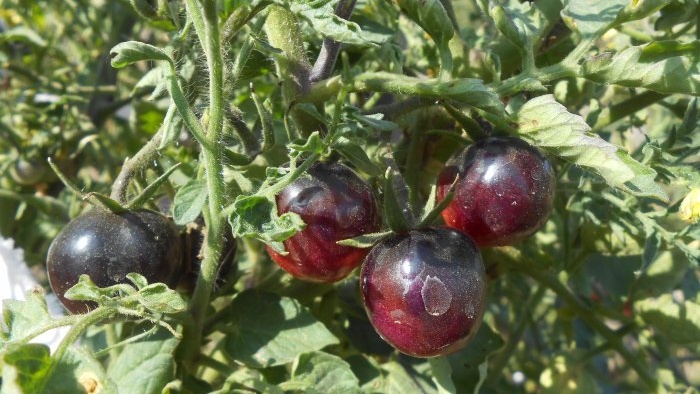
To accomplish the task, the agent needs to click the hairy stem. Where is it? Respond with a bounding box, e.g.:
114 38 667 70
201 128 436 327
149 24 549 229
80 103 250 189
110 127 164 203
180 0 227 369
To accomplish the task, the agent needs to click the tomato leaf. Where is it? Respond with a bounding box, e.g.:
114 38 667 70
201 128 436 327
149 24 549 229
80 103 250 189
0 344 52 393
110 41 172 68
581 41 700 95
48 346 117 394
285 351 362 394
172 180 208 226
636 294 700 344
223 291 339 368
107 327 179 394
515 95 668 201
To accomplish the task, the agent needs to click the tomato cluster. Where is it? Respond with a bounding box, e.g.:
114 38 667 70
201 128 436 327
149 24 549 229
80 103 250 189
46 137 554 357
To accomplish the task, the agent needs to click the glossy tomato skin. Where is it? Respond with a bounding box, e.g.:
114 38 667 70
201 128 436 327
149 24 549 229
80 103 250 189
437 137 555 247
266 162 379 283
360 227 487 358
47 209 182 313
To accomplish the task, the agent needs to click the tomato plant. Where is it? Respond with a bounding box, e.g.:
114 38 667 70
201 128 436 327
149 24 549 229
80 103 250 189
1 0 700 393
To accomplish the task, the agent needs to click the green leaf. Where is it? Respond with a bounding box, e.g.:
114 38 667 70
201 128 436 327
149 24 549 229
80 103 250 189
334 138 382 176
0 27 47 47
110 41 172 68
126 273 149 290
383 168 415 232
63 275 103 303
615 0 673 24
429 357 456 394
285 0 378 47
288 351 362 394
337 231 391 248
515 95 668 201
395 0 453 49
159 104 182 149
581 41 700 95
137 284 187 314
172 180 208 226
48 346 117 394
1 289 53 343
448 323 504 393
288 131 326 155
636 294 700 344
223 291 339 368
0 344 52 394
349 112 398 132
381 362 437 394
228 195 306 253
561 0 627 40
491 6 528 50
632 251 690 299
107 328 179 394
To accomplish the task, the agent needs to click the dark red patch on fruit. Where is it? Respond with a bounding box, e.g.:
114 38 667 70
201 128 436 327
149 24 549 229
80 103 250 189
437 137 555 247
47 209 182 314
266 162 379 283
360 227 487 358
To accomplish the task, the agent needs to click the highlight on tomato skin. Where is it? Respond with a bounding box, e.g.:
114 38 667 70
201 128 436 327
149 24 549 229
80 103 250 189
266 161 380 283
360 227 487 358
437 137 556 247
46 209 183 314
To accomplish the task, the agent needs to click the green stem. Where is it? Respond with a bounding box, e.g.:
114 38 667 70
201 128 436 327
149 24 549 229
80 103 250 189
179 0 227 370
40 307 118 393
591 91 667 132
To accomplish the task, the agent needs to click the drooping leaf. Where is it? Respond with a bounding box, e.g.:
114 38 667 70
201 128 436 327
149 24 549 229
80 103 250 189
107 328 180 394
395 0 453 50
515 95 668 201
110 41 172 68
636 294 700 344
0 27 47 47
223 291 339 368
581 41 700 96
287 351 362 394
172 180 208 226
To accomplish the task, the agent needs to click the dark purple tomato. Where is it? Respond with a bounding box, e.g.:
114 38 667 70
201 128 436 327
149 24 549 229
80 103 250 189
266 162 379 283
437 137 555 247
47 209 182 313
360 227 487 358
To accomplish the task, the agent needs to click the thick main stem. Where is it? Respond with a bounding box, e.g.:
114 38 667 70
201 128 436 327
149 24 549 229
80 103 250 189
180 0 227 368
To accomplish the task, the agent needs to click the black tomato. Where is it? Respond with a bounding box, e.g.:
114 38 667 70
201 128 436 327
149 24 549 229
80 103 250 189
46 209 182 313
360 227 487 358
437 137 556 247
266 162 379 283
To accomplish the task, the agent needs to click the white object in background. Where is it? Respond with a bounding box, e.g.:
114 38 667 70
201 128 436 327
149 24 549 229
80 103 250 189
0 237 69 352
